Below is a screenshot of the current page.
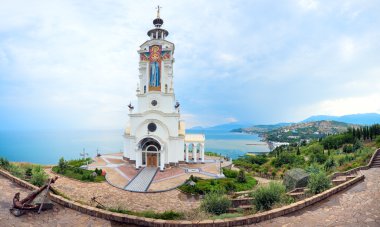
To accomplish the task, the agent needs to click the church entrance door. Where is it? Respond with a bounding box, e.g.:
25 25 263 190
147 153 158 167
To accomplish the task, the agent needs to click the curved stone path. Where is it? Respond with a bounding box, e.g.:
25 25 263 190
1 168 379 226
0 175 131 227
254 168 380 227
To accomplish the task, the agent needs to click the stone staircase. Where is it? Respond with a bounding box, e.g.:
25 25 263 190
124 167 158 192
370 151 380 168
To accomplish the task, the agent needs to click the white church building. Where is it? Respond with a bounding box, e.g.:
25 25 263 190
123 8 205 171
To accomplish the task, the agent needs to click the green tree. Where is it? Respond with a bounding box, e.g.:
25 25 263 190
58 157 68 173
236 170 247 183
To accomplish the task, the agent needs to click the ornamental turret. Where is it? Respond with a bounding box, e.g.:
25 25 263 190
147 6 169 40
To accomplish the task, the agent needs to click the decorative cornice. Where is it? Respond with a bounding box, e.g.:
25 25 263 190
129 110 180 117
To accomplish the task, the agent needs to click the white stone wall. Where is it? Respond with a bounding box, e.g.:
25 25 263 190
123 37 184 169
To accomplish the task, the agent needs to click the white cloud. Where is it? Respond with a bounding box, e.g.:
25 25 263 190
296 0 319 11
339 37 356 61
303 94 380 117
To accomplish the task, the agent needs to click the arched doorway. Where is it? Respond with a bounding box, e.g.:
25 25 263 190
139 138 161 167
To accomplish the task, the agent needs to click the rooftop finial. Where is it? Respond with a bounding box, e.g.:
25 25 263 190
156 5 161 18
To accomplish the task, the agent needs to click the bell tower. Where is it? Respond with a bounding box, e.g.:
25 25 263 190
123 7 185 171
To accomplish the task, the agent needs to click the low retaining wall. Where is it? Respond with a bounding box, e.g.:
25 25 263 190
0 168 365 226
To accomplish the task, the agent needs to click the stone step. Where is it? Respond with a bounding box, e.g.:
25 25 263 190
124 167 158 192
228 205 253 213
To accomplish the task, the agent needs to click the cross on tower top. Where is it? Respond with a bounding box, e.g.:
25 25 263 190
156 5 162 18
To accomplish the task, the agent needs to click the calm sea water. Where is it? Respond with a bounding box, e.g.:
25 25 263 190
0 129 269 165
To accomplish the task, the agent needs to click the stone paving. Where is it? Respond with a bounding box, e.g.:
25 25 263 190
45 168 200 212
1 167 380 226
89 152 232 192
0 175 130 227
254 168 380 227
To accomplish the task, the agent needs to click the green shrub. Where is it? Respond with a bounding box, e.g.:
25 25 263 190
307 171 331 194
58 157 68 173
305 143 324 154
305 163 322 174
236 170 247 183
353 139 363 151
8 164 25 178
251 182 285 211
0 157 10 168
67 158 92 168
224 181 236 193
271 152 305 168
222 168 238 178
324 158 335 171
375 136 380 147
30 171 48 187
201 191 231 215
321 133 354 149
246 155 268 165
142 210 184 220
343 144 354 153
25 167 33 178
30 165 48 187
309 152 327 164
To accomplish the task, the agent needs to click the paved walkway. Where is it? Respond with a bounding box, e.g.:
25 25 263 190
255 168 380 227
88 152 232 192
124 167 157 192
45 168 199 212
0 175 132 227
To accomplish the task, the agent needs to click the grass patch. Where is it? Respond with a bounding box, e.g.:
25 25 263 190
108 208 184 220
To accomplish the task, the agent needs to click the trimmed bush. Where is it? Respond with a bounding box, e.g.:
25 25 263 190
201 191 231 215
222 168 238 178
251 182 286 211
307 171 331 194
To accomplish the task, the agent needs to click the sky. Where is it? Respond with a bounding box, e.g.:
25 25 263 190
1 0 380 130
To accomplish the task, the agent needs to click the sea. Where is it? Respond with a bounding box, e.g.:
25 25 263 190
0 129 269 165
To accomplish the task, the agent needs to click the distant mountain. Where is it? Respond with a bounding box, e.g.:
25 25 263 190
302 113 380 125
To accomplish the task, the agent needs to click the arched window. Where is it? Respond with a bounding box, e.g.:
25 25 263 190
165 84 168 93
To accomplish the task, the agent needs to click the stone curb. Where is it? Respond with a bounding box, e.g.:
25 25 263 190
0 167 365 226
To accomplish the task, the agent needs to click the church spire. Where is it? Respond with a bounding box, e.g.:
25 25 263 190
156 5 161 18
148 6 168 39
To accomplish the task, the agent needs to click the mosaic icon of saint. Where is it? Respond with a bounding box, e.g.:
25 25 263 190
150 61 160 87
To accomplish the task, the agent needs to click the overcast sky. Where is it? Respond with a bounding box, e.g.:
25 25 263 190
1 0 380 130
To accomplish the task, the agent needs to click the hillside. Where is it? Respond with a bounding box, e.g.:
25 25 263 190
302 113 380 125
237 120 355 143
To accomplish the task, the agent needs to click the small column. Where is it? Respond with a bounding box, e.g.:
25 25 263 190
160 151 164 171
135 149 141 169
185 143 189 163
201 143 205 163
193 143 197 163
